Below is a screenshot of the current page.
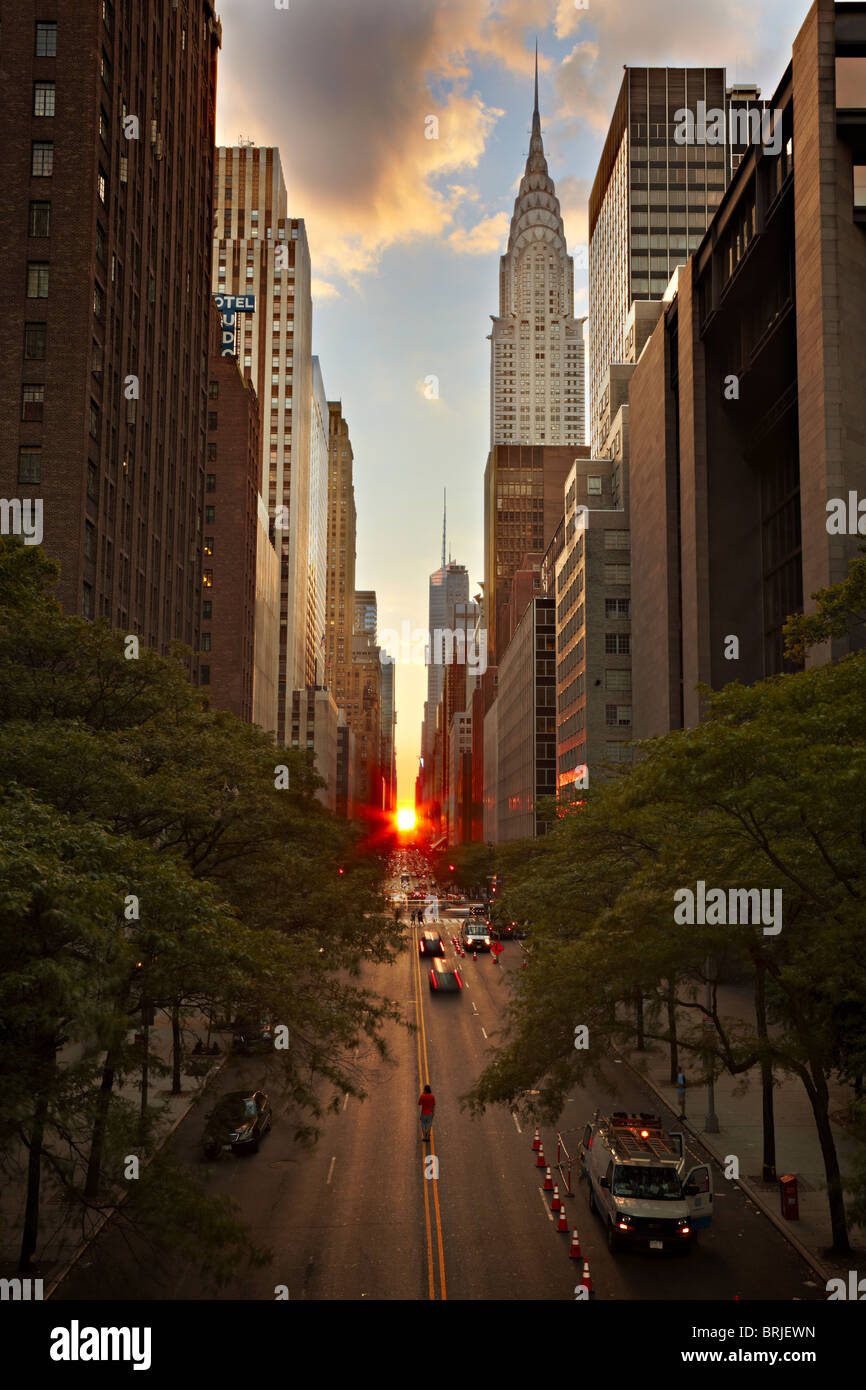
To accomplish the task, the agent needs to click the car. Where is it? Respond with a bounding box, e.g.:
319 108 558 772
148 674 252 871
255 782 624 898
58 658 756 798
429 959 463 993
230 1016 275 1053
418 931 445 957
461 922 491 952
202 1089 272 1158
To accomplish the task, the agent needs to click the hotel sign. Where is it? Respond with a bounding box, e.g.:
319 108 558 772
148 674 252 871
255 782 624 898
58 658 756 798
214 294 255 357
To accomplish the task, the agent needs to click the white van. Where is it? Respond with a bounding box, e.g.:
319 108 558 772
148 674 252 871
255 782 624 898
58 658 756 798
578 1111 712 1254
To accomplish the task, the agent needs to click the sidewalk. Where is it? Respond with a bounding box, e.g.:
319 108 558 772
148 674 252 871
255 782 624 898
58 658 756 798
616 983 866 1283
0 1010 227 1291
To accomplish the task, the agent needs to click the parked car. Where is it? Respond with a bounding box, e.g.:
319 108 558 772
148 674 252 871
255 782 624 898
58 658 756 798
202 1090 272 1158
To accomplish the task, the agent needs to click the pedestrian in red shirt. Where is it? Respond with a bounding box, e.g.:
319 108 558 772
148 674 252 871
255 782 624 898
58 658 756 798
419 1084 435 1141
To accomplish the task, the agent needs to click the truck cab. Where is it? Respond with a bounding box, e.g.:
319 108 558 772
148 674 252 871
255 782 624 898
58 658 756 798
578 1111 712 1254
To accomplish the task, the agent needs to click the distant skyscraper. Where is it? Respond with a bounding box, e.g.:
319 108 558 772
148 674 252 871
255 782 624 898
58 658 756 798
588 68 765 450
489 51 586 448
421 561 469 764
325 401 357 711
213 145 313 736
309 358 329 685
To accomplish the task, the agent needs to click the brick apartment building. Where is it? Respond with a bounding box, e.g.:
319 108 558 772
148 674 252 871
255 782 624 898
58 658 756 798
0 2 221 658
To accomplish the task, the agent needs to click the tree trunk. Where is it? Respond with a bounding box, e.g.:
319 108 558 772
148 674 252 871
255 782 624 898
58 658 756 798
84 1053 118 1199
754 965 777 1182
666 981 679 1084
171 1005 183 1095
634 989 645 1051
19 1090 48 1272
805 1064 850 1254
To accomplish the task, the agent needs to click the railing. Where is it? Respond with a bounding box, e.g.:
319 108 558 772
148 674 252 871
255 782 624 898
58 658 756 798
556 1129 583 1196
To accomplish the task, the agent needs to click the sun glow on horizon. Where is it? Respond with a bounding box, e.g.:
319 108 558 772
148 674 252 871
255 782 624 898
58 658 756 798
396 807 416 832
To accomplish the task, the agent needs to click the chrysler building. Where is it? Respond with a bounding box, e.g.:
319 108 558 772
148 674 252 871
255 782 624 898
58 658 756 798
490 53 586 446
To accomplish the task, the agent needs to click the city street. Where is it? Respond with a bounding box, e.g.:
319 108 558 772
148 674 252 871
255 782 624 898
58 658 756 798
55 914 821 1303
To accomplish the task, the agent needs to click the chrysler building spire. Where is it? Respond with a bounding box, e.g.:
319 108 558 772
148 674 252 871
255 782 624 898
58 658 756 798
488 49 586 447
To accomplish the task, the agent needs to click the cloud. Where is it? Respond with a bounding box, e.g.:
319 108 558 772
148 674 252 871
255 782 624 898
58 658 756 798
311 278 341 300
448 211 509 256
556 174 591 252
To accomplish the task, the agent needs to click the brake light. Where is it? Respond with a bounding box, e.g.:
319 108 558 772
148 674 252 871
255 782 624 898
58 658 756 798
430 971 437 988
639 1128 650 1139
680 1225 690 1236
617 1220 631 1231
455 971 463 989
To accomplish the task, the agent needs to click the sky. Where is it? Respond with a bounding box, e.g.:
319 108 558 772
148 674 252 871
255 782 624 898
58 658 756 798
214 0 819 804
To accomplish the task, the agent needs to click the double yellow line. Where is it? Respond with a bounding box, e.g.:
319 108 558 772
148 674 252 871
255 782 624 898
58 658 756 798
412 927 447 1300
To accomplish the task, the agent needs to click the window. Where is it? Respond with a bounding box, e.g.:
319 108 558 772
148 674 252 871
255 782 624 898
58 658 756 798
35 22 57 57
98 165 107 203
99 110 109 146
200 633 212 653
18 446 41 484
199 664 211 685
31 141 54 176
605 704 632 727
203 536 214 557
34 82 55 117
205 506 215 525
605 633 632 656
202 600 213 621
206 442 217 463
207 411 217 430
96 222 105 262
27 262 49 297
24 322 47 359
855 165 866 212
604 564 631 585
29 201 51 237
100 48 110 87
82 582 93 619
93 283 104 319
208 381 219 398
605 598 630 619
206 473 216 492
606 669 632 691
89 400 100 439
604 530 630 549
21 384 44 422
84 521 95 560
202 571 213 588
91 339 103 376
587 476 602 495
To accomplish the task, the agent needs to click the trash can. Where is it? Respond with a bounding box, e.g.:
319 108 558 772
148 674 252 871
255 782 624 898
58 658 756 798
780 1174 799 1220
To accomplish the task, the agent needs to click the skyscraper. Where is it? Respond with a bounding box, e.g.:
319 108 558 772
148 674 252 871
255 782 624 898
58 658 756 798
0 3 221 653
489 50 586 449
325 401 357 711
309 358 329 685
588 68 766 450
212 145 313 736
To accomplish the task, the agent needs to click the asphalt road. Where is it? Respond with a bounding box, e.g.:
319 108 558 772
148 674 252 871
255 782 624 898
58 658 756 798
55 913 823 1302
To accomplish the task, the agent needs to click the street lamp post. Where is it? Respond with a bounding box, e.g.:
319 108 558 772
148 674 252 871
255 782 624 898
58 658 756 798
704 954 719 1133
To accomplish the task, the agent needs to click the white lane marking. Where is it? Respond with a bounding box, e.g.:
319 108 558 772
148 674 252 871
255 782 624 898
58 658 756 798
512 1112 522 1135
481 1026 488 1039
342 1092 349 1111
538 1188 554 1222
472 1003 479 1015
326 1156 336 1185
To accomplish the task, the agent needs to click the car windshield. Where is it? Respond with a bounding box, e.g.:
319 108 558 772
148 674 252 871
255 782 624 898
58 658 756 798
612 1164 682 1199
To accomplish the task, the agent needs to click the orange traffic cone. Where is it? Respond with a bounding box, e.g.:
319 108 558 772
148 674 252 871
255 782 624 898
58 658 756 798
557 1204 569 1233
551 1184 561 1212
532 1126 541 1152
535 1145 545 1168
522 959 527 969
580 1259 593 1295
569 1227 582 1258
473 950 477 961
543 1166 553 1192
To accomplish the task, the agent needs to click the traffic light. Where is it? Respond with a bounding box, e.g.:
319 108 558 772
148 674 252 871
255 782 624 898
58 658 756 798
338 867 344 876
449 864 455 872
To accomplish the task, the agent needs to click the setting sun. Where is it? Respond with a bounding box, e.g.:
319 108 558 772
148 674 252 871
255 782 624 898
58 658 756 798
396 807 416 832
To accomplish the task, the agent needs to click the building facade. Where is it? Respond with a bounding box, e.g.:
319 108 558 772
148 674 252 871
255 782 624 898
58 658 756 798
629 0 866 739
495 596 556 841
288 685 341 812
325 401 357 713
0 2 221 655
212 145 313 734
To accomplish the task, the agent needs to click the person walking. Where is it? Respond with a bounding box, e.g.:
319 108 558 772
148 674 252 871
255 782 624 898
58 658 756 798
676 1070 686 1117
419 1084 435 1141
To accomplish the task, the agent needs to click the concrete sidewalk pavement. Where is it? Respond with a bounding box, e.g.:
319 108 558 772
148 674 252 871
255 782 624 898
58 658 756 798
617 983 865 1284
